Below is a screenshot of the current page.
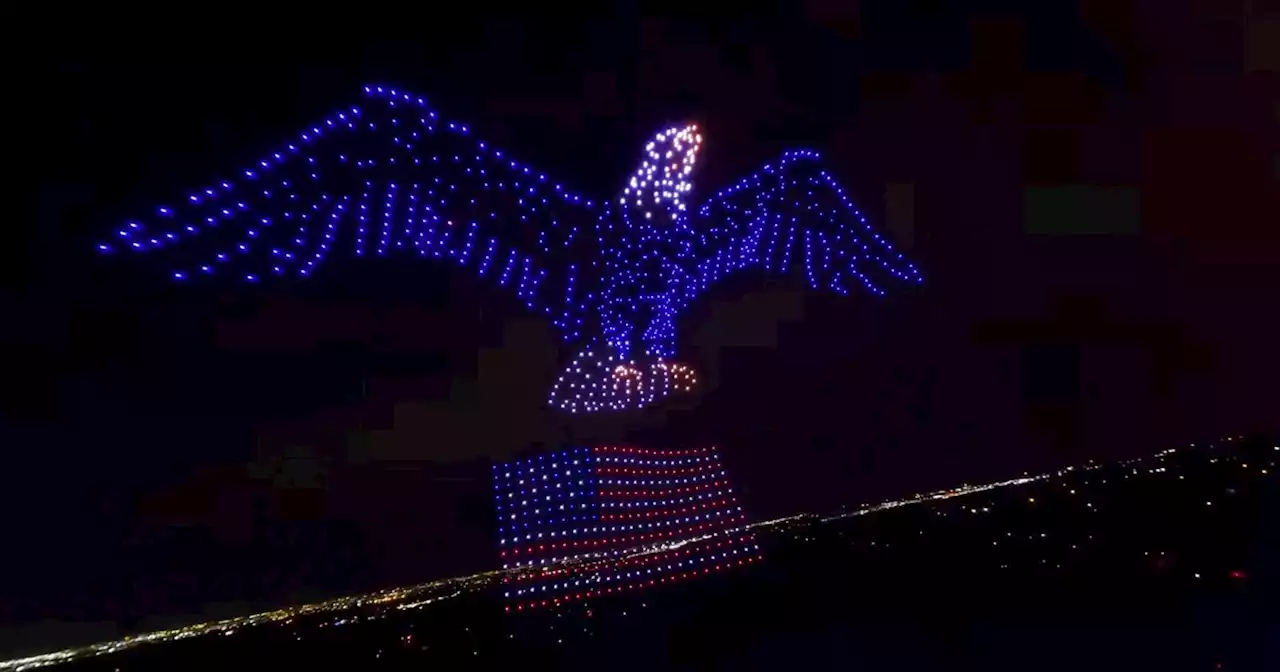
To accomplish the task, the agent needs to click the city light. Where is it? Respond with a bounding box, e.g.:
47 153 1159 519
2 434 1267 671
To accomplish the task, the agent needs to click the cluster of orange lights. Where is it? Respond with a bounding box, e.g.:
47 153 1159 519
549 350 700 413
609 360 697 393
656 361 697 391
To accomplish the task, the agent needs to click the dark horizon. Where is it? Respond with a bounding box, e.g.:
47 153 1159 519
8 3 1277 655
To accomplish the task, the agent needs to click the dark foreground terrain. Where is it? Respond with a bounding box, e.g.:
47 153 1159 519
11 434 1276 671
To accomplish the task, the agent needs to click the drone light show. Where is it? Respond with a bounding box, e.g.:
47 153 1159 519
493 446 760 611
100 84 921 413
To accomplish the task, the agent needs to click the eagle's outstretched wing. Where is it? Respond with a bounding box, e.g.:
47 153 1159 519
678 150 921 309
99 85 600 343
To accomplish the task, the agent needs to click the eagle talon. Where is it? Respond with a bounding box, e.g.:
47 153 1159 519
548 348 698 413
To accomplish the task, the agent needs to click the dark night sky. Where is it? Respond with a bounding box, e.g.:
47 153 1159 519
5 1 1278 653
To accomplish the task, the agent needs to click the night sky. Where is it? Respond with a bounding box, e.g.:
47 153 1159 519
8 1 1277 652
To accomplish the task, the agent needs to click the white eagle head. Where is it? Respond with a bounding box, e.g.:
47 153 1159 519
620 123 702 222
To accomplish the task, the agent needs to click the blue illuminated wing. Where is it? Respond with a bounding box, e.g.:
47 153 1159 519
99 84 600 342
680 150 922 307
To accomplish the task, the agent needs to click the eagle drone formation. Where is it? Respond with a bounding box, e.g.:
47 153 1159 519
100 85 922 413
